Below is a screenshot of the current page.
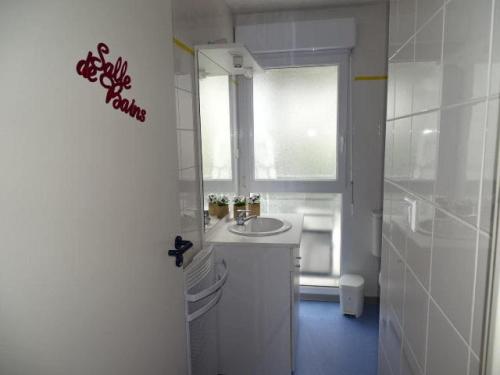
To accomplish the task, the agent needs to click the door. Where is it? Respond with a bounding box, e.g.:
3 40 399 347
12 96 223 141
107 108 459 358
0 1 187 374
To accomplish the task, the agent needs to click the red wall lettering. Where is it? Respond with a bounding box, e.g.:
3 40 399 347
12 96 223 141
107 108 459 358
76 42 147 123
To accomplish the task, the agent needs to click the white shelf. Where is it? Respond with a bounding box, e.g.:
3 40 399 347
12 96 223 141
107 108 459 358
196 43 263 77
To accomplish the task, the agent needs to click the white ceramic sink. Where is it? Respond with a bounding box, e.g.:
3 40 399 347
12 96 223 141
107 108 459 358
228 217 292 237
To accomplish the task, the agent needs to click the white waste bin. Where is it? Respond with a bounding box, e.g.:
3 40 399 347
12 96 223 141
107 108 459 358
340 274 365 318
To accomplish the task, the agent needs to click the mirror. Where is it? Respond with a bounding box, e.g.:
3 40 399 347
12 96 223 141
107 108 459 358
197 50 236 231
195 44 262 231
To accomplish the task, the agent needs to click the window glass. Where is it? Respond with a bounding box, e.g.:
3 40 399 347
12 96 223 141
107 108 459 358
253 66 338 180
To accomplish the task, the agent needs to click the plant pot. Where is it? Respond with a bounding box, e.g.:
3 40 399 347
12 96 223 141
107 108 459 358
208 202 217 216
248 203 260 217
216 205 229 219
233 205 246 219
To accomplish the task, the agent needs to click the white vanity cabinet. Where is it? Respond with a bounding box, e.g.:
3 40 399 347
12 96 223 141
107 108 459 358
214 244 300 375
207 214 303 375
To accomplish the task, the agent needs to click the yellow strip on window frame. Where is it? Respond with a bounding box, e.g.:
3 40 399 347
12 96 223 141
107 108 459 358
173 37 194 56
354 75 388 81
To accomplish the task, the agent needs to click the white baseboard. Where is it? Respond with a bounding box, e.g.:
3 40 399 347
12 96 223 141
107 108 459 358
300 285 339 296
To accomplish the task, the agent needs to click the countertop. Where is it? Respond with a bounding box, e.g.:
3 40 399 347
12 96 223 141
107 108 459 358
206 213 304 248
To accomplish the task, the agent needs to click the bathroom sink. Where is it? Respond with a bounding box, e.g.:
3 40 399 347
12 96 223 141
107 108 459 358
228 217 292 237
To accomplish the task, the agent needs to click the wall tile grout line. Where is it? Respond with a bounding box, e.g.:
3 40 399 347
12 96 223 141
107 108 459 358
431 0 446 232
383 231 483 360
399 227 409 374
407 337 425 375
390 303 404 339
403 323 426 375
179 166 198 172
437 7 445 118
388 3 446 62
174 86 193 94
423 194 437 375
467 0 498 372
429 294 477 357
386 96 490 123
380 339 395 375
385 178 492 238
383 232 426 375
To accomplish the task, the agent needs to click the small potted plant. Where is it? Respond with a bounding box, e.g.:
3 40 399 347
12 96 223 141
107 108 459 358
248 193 261 216
232 195 247 219
208 194 218 216
216 195 229 219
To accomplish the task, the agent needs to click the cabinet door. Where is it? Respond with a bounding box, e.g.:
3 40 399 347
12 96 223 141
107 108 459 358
216 245 292 375
290 246 301 371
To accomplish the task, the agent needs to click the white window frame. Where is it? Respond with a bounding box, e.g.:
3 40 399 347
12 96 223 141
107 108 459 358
236 49 350 195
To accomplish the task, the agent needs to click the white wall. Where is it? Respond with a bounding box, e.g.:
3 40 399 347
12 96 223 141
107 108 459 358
173 0 234 46
379 0 500 373
0 1 188 374
172 0 233 262
236 3 389 296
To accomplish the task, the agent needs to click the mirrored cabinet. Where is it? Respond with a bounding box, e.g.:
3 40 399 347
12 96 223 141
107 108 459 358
195 44 262 231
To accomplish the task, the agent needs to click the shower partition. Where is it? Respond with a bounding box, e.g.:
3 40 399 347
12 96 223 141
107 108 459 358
259 192 342 287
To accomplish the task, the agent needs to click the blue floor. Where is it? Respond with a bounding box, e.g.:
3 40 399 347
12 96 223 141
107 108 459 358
296 301 379 375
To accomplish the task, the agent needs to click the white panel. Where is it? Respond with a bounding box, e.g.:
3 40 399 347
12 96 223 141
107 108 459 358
215 244 295 375
236 18 356 53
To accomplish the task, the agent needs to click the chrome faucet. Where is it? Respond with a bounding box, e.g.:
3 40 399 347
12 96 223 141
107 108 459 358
235 209 256 225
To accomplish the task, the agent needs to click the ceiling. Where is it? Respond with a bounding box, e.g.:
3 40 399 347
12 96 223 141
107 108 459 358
224 0 385 13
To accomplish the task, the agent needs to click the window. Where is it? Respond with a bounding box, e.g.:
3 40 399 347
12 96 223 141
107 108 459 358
253 66 339 180
234 51 349 288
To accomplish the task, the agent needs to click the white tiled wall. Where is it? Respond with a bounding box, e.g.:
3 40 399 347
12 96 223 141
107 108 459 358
380 0 500 374
172 0 233 263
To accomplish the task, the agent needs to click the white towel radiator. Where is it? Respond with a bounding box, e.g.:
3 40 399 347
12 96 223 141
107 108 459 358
184 246 228 375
